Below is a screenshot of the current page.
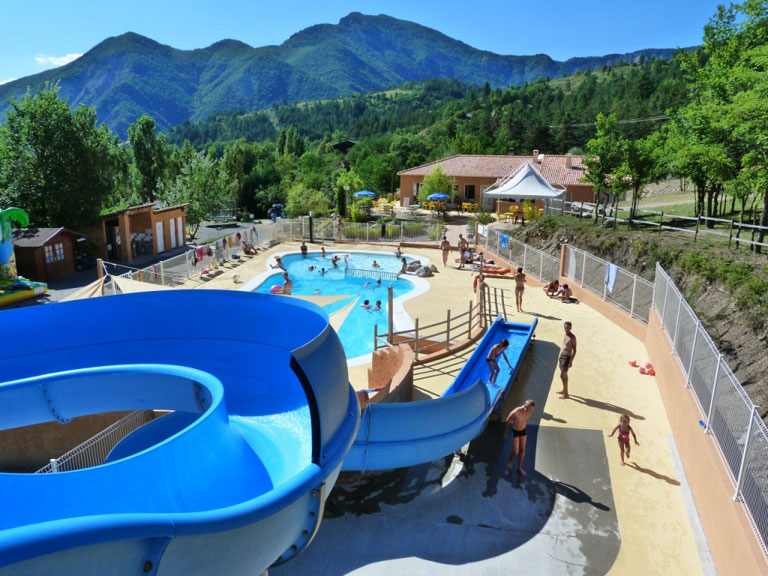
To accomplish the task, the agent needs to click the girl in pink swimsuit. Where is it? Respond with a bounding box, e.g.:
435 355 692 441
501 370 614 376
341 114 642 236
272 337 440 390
609 414 639 466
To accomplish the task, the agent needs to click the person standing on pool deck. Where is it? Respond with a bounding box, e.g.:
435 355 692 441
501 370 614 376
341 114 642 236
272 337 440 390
486 339 511 385
514 267 526 312
282 272 293 295
440 236 451 266
504 400 536 476
457 234 469 269
558 321 577 399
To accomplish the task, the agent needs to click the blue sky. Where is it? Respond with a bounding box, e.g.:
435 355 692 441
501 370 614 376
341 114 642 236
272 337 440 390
1 0 724 84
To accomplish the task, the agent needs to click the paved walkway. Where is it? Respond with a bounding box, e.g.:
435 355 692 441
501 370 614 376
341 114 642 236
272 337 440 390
179 240 712 575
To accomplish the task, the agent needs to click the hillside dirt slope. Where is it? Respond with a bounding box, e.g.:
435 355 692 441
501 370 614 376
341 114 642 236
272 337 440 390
510 218 768 420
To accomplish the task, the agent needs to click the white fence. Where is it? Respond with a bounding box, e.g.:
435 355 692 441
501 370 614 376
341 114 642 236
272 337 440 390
36 410 154 473
563 245 654 323
110 222 278 287
477 226 654 324
480 227 561 282
654 263 768 557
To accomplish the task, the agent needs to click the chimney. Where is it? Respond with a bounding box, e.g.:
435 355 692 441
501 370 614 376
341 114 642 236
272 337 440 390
532 150 539 163
508 147 515 156
566 155 572 169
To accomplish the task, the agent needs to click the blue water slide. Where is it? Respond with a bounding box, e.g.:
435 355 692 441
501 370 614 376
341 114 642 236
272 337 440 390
342 316 537 472
0 291 359 576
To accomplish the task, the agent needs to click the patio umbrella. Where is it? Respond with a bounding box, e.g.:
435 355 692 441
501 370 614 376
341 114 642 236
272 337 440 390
427 193 450 200
354 190 376 198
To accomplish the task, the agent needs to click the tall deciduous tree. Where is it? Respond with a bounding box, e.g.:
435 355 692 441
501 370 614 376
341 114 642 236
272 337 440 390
419 165 455 204
128 115 167 202
581 113 626 222
0 84 117 230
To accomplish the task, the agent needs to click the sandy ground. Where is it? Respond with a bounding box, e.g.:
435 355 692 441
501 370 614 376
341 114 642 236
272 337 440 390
177 239 711 575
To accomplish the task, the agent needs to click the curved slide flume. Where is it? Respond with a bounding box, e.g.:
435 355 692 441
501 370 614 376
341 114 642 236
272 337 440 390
0 291 359 576
343 316 537 472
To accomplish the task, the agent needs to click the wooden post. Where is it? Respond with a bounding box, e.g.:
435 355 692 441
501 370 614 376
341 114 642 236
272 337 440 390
445 310 451 350
387 286 394 344
728 219 734 248
468 301 473 339
96 258 104 279
414 318 420 362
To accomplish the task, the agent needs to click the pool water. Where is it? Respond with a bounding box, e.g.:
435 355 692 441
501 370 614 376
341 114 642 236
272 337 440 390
253 252 417 360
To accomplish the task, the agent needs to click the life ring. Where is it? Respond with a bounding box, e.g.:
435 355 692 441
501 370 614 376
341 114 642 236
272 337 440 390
269 285 284 295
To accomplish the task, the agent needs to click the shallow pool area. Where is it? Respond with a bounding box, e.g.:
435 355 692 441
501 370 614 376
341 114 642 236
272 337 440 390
249 250 430 362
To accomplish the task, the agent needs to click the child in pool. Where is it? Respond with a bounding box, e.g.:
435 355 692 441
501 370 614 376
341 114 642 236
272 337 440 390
375 300 382 310
608 414 639 466
360 299 371 309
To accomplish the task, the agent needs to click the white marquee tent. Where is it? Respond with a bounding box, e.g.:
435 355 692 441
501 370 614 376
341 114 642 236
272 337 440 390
483 161 566 200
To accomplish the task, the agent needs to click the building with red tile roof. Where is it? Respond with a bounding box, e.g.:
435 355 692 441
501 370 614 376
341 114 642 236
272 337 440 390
397 150 593 209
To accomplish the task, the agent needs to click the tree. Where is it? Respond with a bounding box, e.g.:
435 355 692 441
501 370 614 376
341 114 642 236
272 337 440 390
335 167 364 218
419 165 455 204
159 152 231 239
581 113 626 221
0 84 117 230
128 115 167 202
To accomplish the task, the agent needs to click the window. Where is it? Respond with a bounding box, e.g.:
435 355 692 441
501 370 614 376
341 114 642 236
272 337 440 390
45 243 65 263
465 184 476 201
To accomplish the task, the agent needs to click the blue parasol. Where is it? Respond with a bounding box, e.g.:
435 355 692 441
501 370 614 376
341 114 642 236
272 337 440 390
354 190 376 198
427 193 450 200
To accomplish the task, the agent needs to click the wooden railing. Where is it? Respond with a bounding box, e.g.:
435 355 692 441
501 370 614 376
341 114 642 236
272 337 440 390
374 299 488 362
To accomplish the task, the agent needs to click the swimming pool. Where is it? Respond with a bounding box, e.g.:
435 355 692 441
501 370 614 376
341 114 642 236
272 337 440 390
247 250 430 363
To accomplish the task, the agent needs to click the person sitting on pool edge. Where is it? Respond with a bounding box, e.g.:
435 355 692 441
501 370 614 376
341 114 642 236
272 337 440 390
398 257 407 275
543 279 559 297
271 256 284 270
300 241 308 257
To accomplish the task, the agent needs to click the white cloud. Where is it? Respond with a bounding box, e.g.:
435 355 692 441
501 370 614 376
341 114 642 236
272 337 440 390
35 53 82 67
0 78 17 85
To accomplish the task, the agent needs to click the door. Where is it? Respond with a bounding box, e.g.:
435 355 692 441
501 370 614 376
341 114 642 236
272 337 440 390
169 219 177 249
156 221 165 253
465 184 475 201
176 217 184 246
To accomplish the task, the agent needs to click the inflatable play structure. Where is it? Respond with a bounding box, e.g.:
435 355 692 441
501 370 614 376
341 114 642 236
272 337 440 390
0 207 47 306
0 291 359 575
0 286 535 573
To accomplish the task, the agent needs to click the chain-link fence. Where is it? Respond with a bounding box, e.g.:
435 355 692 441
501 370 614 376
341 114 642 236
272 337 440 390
477 227 565 283
654 263 768 558
563 245 654 323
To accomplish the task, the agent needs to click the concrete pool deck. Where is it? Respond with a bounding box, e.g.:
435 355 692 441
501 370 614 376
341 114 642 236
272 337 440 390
179 240 713 575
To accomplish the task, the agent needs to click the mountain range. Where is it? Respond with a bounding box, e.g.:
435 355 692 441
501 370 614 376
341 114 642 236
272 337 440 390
0 12 684 137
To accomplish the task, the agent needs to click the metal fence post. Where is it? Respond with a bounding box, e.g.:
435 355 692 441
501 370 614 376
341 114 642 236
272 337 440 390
685 321 700 387
661 278 670 327
734 406 757 501
630 274 637 318
672 293 683 345
522 245 527 271
50 458 59 473
705 357 722 433
400 223 403 243
160 261 165 286
539 252 543 276
581 250 586 287
496 232 500 255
